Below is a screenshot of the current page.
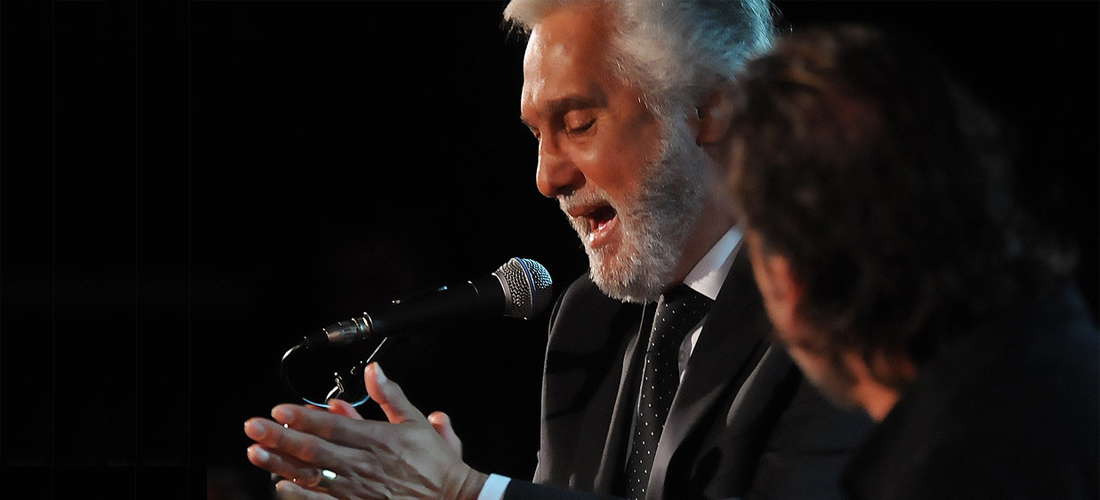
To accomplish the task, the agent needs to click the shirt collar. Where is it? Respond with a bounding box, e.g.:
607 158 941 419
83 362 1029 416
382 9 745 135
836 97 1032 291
683 225 743 301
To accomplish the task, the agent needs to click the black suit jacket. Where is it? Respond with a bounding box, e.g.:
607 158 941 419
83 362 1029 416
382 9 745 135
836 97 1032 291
504 249 871 500
842 285 1100 500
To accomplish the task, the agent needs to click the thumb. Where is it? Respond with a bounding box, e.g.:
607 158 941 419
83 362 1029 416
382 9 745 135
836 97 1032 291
428 411 463 455
364 362 426 424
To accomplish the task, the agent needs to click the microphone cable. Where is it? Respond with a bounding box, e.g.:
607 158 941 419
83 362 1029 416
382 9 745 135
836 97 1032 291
279 336 391 409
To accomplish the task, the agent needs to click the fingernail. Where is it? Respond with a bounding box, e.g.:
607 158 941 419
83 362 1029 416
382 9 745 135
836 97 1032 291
272 406 292 424
373 363 387 384
330 398 350 413
248 445 270 463
244 419 265 439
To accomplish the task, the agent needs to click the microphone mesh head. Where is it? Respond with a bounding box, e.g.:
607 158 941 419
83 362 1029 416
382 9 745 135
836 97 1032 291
496 258 554 319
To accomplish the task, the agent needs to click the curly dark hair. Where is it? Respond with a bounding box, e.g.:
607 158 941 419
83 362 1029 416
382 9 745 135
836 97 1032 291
728 24 1074 370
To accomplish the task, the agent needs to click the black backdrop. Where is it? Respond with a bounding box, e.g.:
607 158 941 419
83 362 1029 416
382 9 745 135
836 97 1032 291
1 2 1096 499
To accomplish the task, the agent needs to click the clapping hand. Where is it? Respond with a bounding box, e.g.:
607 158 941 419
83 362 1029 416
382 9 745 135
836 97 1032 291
244 363 487 500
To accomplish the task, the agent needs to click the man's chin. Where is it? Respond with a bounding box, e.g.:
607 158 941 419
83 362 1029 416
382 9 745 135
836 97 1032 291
587 248 667 304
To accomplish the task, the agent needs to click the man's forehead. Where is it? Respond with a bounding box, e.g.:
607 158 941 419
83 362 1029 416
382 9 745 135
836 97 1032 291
521 3 611 73
519 15 613 120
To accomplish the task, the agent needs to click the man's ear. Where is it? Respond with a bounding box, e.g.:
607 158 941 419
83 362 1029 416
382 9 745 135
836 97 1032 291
691 82 737 145
840 349 913 422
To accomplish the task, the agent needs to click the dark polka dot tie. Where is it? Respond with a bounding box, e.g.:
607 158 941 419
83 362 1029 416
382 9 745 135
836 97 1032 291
624 284 713 500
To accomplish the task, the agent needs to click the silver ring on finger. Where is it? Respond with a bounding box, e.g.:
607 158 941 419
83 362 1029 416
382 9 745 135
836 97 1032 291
315 469 338 489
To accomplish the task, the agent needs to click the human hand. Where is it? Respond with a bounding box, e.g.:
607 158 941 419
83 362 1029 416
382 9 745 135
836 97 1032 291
244 363 487 500
326 396 463 457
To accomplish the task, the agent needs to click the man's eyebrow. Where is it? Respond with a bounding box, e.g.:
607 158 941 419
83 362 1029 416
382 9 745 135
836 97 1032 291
520 95 606 128
548 96 602 114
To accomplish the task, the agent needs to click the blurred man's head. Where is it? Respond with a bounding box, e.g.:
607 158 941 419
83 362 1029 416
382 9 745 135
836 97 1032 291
727 25 1071 419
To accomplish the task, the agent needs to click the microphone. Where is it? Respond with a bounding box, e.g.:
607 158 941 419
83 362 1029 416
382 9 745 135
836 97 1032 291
301 257 553 347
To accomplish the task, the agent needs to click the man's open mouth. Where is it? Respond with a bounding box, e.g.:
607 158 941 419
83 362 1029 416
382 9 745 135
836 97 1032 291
586 205 617 233
566 201 620 247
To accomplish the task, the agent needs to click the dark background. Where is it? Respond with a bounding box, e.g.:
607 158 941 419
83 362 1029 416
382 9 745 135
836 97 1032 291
1 2 1096 499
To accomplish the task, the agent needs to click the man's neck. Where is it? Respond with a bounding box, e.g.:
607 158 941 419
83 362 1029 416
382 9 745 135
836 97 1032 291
682 225 742 300
666 223 738 298
671 178 739 280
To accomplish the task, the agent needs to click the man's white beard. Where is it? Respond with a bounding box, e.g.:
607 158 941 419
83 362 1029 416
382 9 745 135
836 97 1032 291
561 120 708 303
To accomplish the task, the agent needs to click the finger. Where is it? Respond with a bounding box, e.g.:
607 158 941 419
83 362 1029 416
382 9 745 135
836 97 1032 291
245 415 347 467
267 403 403 455
428 411 463 455
327 398 364 420
274 479 337 500
363 362 426 424
247 444 317 485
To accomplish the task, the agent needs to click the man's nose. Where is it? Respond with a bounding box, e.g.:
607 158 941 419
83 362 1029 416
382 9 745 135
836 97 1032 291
535 137 584 198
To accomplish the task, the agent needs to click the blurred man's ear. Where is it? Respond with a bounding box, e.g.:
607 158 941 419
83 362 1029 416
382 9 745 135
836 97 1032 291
840 349 913 422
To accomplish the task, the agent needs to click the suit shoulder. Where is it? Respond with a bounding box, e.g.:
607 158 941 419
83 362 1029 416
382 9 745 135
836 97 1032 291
561 274 606 302
546 273 643 349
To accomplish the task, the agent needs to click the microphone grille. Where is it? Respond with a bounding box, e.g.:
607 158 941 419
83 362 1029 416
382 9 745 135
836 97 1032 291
496 257 554 319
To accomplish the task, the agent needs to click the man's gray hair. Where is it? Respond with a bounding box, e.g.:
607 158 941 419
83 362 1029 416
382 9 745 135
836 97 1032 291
504 0 776 119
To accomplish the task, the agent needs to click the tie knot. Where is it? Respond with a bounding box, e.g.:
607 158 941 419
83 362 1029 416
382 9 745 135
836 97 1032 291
661 284 710 310
649 285 713 352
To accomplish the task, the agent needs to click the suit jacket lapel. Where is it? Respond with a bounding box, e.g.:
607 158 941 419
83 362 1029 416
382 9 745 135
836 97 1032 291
648 244 772 498
538 275 653 494
592 302 654 493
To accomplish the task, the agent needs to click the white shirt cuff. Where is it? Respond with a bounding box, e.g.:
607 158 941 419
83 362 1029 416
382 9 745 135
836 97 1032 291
477 474 512 500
